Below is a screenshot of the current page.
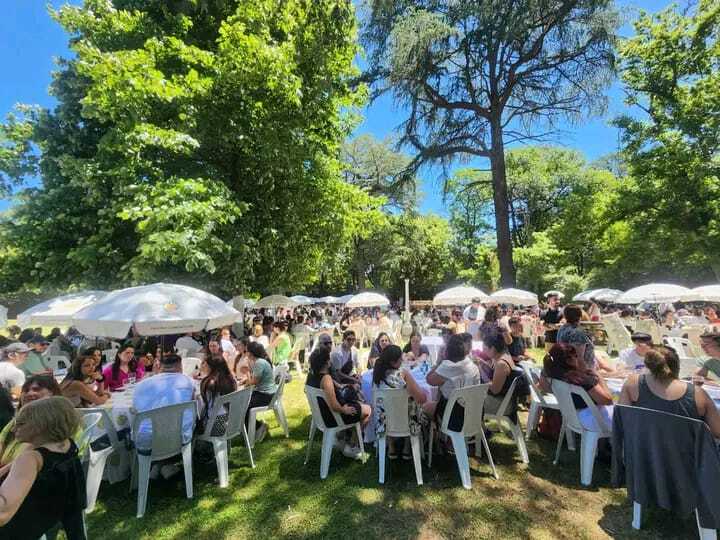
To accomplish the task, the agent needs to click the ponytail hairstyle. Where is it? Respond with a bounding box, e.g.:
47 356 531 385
246 341 269 361
644 345 679 382
373 345 403 386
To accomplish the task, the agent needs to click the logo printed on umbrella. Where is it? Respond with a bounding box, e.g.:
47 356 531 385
164 299 179 313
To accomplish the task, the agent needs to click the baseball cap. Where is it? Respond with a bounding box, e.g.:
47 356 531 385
28 336 50 345
630 332 652 343
4 342 32 354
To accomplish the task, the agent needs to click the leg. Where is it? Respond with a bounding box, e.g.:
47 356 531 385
427 423 434 468
632 502 642 530
274 402 290 438
553 418 567 465
304 419 316 466
85 450 111 513
213 439 229 488
242 425 256 468
526 402 540 440
320 431 335 479
477 429 499 480
448 432 471 489
695 509 717 540
355 423 365 456
136 456 152 518
181 443 194 498
566 426 576 451
580 432 599 486
410 434 423 486
507 420 529 464
247 409 257 448
378 435 386 484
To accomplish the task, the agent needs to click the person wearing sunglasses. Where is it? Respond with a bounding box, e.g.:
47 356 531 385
330 330 359 376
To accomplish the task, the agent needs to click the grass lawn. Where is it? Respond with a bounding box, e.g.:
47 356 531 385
80 349 702 540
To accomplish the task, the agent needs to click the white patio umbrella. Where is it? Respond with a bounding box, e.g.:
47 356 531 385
0 305 7 328
544 290 565 299
290 295 314 305
345 292 390 308
254 295 300 309
490 288 539 306
72 283 240 338
225 298 256 309
337 294 355 304
433 285 489 306
317 295 339 304
573 289 600 302
591 288 624 303
615 283 690 304
681 285 720 303
18 290 108 328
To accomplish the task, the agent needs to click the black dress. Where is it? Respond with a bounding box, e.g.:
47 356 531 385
1 441 87 540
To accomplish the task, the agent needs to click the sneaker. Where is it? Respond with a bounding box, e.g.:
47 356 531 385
255 423 268 444
342 444 363 460
160 463 182 480
149 464 161 480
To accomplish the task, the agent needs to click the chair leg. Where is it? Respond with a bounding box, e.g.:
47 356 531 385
696 509 717 540
632 502 642 530
580 432 598 486
378 435 386 484
248 410 257 448
427 424 434 468
85 452 110 513
320 431 335 479
181 444 194 499
526 402 540 440
566 427 576 451
508 421 529 464
136 456 152 518
355 423 365 457
213 439 229 488
304 420 316 466
477 429 499 480
553 418 567 465
410 434 423 486
242 426 256 468
448 432 471 489
274 403 290 438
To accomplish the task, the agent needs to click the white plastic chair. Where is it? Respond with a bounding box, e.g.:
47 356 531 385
181 357 201 377
518 361 563 442
303 385 365 479
45 355 70 372
247 367 290 446
551 379 612 486
102 348 118 364
636 318 664 344
130 401 196 518
289 335 307 372
373 387 423 486
80 408 123 513
427 384 498 489
521 320 537 348
483 378 529 464
601 313 634 355
196 388 255 487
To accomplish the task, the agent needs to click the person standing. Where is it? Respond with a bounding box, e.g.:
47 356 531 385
463 297 486 340
541 294 563 352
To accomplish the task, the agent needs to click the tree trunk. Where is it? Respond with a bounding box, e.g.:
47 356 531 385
489 116 516 287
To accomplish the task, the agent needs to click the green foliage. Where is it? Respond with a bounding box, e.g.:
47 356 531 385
0 0 371 296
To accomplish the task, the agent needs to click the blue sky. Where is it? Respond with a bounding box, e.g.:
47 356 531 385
1 0 670 214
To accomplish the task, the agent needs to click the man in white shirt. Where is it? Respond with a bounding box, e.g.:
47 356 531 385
618 332 653 371
132 353 195 478
174 332 203 356
0 343 29 398
463 297 486 340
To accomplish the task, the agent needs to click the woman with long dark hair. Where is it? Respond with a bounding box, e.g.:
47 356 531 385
244 342 276 444
368 332 392 369
102 343 144 392
60 355 109 407
197 355 237 436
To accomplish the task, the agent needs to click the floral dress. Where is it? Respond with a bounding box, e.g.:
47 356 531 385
374 368 425 437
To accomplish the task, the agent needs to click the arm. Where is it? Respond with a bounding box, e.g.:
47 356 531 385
401 369 427 405
696 387 720 438
425 364 447 387
489 361 511 395
538 373 551 393
588 377 614 406
618 375 639 405
320 374 355 415
66 381 109 406
0 450 41 525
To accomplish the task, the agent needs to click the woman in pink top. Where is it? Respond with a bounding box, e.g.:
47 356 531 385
102 344 145 392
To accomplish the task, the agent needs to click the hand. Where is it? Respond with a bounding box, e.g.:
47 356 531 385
341 404 356 415
0 463 10 479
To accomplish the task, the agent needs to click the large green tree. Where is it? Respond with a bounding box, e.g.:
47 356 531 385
0 0 370 296
615 0 720 280
360 0 618 286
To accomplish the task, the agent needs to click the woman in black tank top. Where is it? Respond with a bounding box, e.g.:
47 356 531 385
0 396 86 540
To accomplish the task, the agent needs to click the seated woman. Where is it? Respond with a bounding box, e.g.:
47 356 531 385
540 343 614 431
197 355 237 436
233 337 251 384
480 333 520 418
305 347 370 459
60 355 110 407
620 345 720 437
424 334 480 431
373 345 428 459
1 375 62 468
102 344 144 392
368 332 392 369
402 331 430 367
244 342 277 444
0 397 86 540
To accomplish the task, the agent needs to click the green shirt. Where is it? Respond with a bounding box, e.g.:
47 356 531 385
253 358 277 394
272 333 292 365
19 351 50 376
697 356 720 380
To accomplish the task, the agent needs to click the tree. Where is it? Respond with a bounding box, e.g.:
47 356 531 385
615 0 720 280
0 0 370 296
360 0 618 286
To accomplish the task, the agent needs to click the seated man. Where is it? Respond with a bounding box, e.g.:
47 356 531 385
695 332 720 382
132 353 195 478
618 332 652 371
330 330 359 376
19 336 51 376
0 343 29 399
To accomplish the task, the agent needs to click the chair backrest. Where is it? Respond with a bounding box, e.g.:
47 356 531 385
304 385 345 431
290 335 307 360
493 377 520 419
181 357 201 377
441 383 490 437
201 387 253 440
636 318 664 344
374 387 411 437
663 336 693 359
551 378 611 435
132 401 197 459
269 366 287 406
518 361 557 410
79 412 103 459
684 326 705 357
81 407 121 449
102 348 118 364
46 355 70 371
601 313 633 352
175 348 188 359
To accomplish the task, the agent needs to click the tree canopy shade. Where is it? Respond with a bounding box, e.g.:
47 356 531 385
0 0 371 297
360 0 619 286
